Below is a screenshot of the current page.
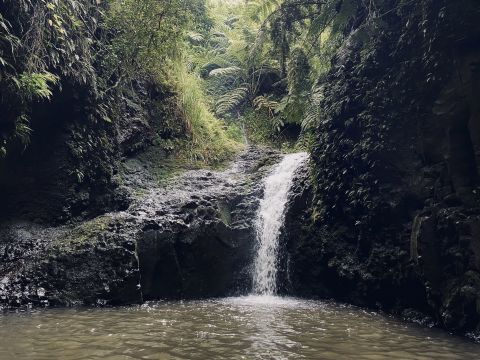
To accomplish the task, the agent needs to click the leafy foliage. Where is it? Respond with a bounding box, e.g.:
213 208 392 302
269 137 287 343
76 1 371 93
0 0 101 155
183 0 365 146
16 72 59 100
104 0 191 82
0 0 240 164
0 0 383 159
216 86 250 117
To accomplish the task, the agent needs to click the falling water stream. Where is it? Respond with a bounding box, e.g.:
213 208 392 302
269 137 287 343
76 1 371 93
253 152 309 295
0 153 479 359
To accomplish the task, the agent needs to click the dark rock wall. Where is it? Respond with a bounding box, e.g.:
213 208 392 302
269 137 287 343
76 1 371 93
285 0 480 336
137 201 253 300
0 216 142 307
0 82 118 223
135 148 278 300
0 79 182 224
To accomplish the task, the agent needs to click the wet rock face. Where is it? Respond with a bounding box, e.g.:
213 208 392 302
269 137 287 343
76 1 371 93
276 161 313 295
0 147 279 307
0 217 141 307
283 0 480 337
133 147 280 300
137 217 251 299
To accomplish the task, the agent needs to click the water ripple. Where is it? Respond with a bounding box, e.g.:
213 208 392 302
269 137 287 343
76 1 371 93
0 297 478 359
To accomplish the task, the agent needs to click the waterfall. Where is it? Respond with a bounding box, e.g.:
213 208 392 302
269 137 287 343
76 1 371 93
252 152 309 295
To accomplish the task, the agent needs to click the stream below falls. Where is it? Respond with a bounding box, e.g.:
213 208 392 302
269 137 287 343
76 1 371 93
1 296 479 359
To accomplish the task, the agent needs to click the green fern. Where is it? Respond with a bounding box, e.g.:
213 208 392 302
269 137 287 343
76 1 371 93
16 72 59 100
15 114 33 147
246 0 282 22
253 95 280 117
216 85 249 116
187 31 206 43
208 66 244 78
302 84 323 130
287 47 311 95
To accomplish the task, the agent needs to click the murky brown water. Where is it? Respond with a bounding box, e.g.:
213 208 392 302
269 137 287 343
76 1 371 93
0 296 478 360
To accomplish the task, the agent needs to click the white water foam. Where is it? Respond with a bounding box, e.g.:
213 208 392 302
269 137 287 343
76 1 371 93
252 152 309 295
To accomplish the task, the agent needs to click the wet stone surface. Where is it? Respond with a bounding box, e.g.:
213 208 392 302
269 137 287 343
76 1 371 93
0 146 281 308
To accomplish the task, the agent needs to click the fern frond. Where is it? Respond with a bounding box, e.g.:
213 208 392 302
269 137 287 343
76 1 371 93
287 47 311 95
302 84 323 130
304 1 339 41
187 31 205 43
248 28 267 61
253 95 280 117
216 85 249 116
15 114 32 146
208 66 244 78
246 0 282 22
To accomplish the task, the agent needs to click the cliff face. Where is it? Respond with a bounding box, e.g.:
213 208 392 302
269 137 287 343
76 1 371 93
0 147 279 307
284 0 480 336
0 1 188 225
0 80 184 224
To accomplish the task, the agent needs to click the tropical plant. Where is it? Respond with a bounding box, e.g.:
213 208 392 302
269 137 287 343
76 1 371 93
0 0 102 155
197 0 363 144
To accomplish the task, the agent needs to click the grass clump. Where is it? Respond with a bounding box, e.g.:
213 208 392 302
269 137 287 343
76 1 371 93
172 58 244 165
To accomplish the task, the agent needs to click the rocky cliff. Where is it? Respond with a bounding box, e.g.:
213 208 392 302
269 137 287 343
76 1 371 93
283 0 480 338
0 79 188 224
0 147 279 307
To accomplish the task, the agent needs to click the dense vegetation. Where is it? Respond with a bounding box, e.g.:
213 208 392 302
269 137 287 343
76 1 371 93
0 0 368 160
187 0 361 146
283 0 480 337
4 1 476 162
0 0 242 163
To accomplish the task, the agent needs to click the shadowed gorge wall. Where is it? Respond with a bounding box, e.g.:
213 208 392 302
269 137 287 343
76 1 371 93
283 0 480 336
0 82 119 223
0 71 186 224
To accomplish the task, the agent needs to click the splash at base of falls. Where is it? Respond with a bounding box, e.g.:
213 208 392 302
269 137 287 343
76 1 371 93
252 152 309 295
